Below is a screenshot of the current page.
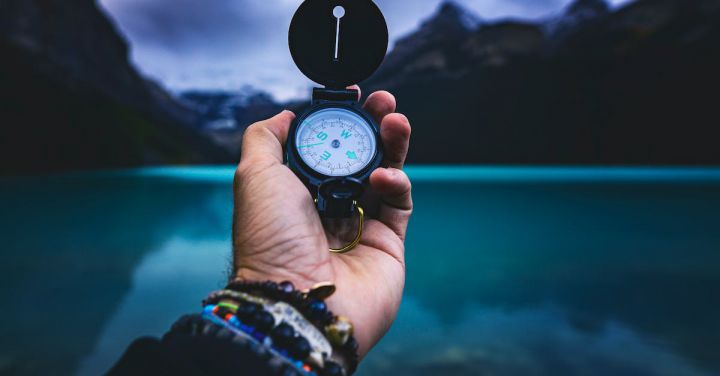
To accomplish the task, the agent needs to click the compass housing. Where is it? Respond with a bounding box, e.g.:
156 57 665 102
287 100 383 188
286 0 389 218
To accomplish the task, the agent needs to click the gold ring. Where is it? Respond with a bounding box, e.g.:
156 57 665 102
330 202 364 254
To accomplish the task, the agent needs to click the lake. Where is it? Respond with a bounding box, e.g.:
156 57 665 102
1 166 719 376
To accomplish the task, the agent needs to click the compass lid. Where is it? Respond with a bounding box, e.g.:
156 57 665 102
289 0 388 89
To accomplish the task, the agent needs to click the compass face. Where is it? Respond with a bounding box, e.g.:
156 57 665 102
295 108 377 177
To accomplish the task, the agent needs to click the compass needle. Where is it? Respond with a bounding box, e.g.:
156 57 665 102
299 142 324 149
333 6 345 61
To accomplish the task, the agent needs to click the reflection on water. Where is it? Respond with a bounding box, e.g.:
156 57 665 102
0 176 232 375
1 167 719 376
366 300 711 376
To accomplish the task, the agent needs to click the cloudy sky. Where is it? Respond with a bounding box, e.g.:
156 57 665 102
99 0 631 101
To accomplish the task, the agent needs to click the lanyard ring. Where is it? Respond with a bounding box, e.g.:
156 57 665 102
329 201 364 254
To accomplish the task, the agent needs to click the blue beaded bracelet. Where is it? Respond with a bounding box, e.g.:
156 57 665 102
203 304 323 375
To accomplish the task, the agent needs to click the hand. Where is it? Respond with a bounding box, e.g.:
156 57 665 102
232 87 412 358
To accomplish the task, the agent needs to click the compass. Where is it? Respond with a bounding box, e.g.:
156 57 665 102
286 0 388 222
294 108 378 177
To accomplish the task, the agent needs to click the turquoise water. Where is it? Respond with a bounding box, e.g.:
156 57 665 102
1 166 719 376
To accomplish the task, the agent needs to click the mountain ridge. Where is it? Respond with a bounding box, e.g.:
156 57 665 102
357 0 720 164
0 0 230 174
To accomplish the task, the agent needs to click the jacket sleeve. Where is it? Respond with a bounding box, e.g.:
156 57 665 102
106 314 303 376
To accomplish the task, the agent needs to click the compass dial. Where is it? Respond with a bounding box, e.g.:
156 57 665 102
295 108 377 177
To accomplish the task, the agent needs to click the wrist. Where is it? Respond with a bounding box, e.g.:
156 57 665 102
231 227 331 289
220 280 360 374
232 264 331 292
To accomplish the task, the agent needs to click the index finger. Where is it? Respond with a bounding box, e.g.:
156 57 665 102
363 90 396 124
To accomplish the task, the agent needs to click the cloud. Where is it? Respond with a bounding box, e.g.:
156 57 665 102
100 0 298 60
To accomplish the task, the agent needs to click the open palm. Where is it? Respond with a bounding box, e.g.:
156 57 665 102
232 88 412 358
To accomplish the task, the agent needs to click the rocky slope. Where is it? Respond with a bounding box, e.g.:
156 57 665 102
179 88 284 155
359 0 720 164
0 0 229 174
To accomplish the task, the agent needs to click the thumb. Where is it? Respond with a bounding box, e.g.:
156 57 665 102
240 110 295 165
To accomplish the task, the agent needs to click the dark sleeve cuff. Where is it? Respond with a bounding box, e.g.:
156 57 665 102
107 315 304 376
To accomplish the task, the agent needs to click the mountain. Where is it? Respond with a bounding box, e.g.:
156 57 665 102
359 0 720 164
179 88 285 155
546 0 611 37
0 0 230 175
180 88 284 132
371 1 484 89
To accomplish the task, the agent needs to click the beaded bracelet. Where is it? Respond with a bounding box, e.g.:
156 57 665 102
224 280 359 374
204 290 332 362
169 314 311 376
203 299 345 376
